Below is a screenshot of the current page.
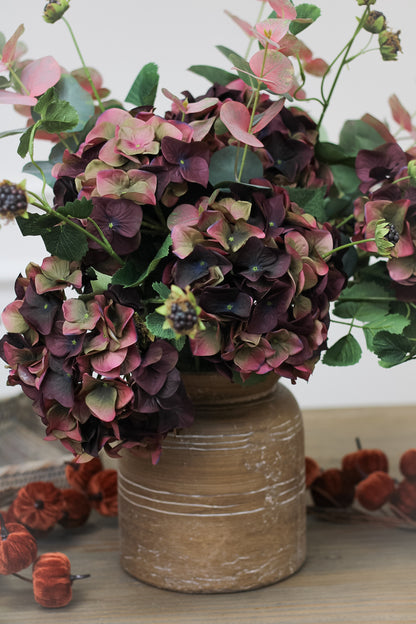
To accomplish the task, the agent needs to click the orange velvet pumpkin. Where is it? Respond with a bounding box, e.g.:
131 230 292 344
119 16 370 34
0 516 38 575
65 457 103 493
399 449 416 481
13 481 64 533
87 469 118 516
310 468 355 508
58 489 91 528
32 552 73 608
355 471 395 511
342 449 389 484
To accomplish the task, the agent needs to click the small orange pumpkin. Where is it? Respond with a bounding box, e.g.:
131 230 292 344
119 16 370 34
0 515 38 575
58 489 91 528
310 468 355 508
13 481 63 533
305 456 321 488
32 552 89 608
342 449 388 484
399 449 416 481
87 469 118 516
65 457 103 493
355 471 395 511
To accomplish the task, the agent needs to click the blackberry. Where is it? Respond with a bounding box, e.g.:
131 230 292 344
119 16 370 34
168 301 198 333
385 223 400 245
0 181 27 220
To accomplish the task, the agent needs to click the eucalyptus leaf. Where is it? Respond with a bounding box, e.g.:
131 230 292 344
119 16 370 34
209 145 263 187
125 62 159 107
339 120 385 157
22 161 56 188
322 334 362 366
0 127 27 140
188 64 237 86
331 164 360 195
290 4 321 35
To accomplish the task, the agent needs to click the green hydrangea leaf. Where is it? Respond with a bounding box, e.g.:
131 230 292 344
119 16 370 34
333 300 389 322
322 334 362 366
152 282 171 299
125 62 159 107
285 186 326 222
188 65 237 86
372 331 412 367
42 223 89 261
111 256 144 287
57 197 93 219
290 4 321 35
34 87 79 134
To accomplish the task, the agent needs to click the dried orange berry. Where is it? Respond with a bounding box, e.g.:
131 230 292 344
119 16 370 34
355 471 395 511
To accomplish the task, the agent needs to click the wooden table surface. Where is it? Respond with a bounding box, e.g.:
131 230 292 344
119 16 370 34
2 404 416 623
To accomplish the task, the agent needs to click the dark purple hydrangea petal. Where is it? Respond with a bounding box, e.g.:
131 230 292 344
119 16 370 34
41 356 75 408
44 318 84 358
172 245 233 289
161 137 210 186
355 143 408 193
262 131 314 183
246 279 296 334
199 286 253 320
86 197 143 255
234 237 291 283
19 282 61 335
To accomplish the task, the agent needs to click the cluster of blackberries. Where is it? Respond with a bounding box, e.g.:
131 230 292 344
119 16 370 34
385 223 400 245
168 301 198 333
0 181 27 220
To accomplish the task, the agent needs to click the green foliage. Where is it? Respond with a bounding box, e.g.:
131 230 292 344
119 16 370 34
339 120 385 157
152 282 171 299
290 4 321 36
188 65 237 86
42 223 89 261
285 186 326 222
53 74 95 132
322 334 362 366
372 332 412 367
209 145 263 187
112 236 171 288
56 197 93 219
125 63 159 107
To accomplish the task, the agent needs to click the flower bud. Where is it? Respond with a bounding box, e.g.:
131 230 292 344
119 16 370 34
407 160 416 187
43 0 70 23
356 0 376 5
364 11 386 34
156 285 205 339
378 29 402 61
374 218 399 256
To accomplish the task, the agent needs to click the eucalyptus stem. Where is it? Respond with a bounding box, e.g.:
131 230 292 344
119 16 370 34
237 42 270 181
317 6 370 132
62 17 105 113
26 191 125 267
8 66 31 96
244 0 267 61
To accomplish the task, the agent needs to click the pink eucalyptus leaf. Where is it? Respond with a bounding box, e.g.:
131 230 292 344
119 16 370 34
360 114 397 144
189 117 216 141
279 33 312 61
0 24 25 70
303 57 329 77
21 56 61 97
255 18 291 49
249 49 294 94
186 97 219 114
389 94 413 133
220 101 263 147
252 98 285 133
224 11 254 38
267 0 297 20
0 91 37 106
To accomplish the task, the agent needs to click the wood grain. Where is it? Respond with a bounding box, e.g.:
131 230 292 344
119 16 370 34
1 404 416 623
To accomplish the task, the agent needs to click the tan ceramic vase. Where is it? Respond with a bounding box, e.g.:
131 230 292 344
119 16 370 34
118 372 306 593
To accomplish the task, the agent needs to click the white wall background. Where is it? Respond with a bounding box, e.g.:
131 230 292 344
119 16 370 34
0 0 414 408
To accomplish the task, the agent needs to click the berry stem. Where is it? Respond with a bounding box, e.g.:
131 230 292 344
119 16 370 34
322 237 376 259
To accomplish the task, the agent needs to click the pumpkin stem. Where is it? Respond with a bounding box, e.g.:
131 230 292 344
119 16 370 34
13 572 33 584
0 513 8 541
355 437 362 450
70 573 91 582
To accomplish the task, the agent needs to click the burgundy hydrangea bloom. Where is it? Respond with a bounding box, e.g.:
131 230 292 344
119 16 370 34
355 142 408 194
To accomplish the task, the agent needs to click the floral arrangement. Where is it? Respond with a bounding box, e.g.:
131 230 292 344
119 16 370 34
0 0 414 462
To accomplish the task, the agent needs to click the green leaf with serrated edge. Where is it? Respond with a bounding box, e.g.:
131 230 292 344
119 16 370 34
372 331 412 366
285 186 326 222
22 161 55 188
125 63 159 107
290 4 321 35
209 145 263 187
57 197 93 219
333 300 389 322
365 315 411 340
322 334 362 366
17 126 33 158
130 235 171 287
16 212 61 236
338 281 392 301
339 120 385 157
145 311 176 340
34 88 79 134
54 74 95 132
152 282 170 299
111 256 144 287
188 65 237 86
42 224 88 261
